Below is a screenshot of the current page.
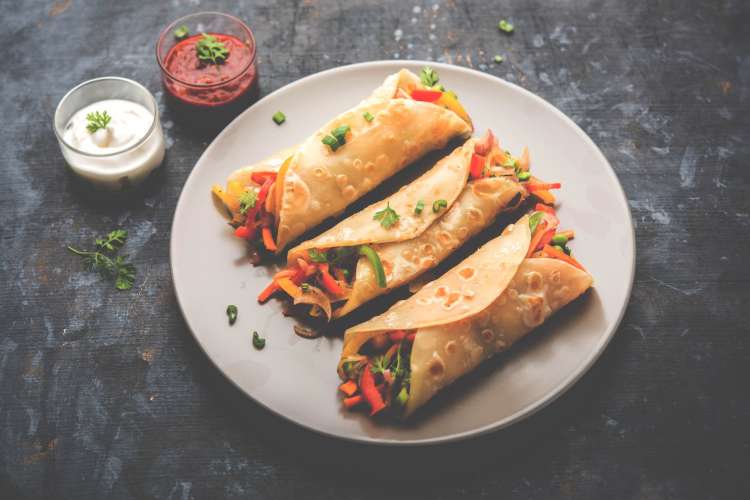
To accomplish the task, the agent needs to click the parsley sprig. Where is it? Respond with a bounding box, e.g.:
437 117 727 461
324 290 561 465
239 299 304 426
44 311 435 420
420 67 440 87
238 190 257 215
67 230 136 290
196 33 229 64
373 202 400 229
86 111 112 134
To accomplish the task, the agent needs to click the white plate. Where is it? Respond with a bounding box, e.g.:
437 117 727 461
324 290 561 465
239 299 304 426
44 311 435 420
170 61 634 445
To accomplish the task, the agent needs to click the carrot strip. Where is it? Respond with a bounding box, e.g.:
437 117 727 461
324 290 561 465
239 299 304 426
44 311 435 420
537 228 556 252
535 203 556 215
526 220 548 258
527 182 561 192
257 281 280 303
273 268 297 280
360 365 386 415
339 380 358 397
532 189 556 204
542 244 586 271
343 395 363 409
262 227 277 251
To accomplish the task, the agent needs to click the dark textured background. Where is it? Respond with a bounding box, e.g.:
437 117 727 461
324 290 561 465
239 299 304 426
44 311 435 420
1 0 749 498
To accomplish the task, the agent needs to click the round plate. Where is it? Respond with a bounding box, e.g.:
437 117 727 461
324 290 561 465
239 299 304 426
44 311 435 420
170 61 634 445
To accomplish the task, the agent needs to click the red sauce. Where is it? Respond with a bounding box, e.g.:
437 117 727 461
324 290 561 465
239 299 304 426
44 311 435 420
162 33 256 108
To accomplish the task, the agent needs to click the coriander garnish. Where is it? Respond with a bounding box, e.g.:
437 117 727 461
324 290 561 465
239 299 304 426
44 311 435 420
420 66 440 87
67 230 136 290
517 171 531 181
86 111 112 134
272 111 286 125
414 199 425 215
363 111 374 122
252 331 266 350
174 25 189 40
373 202 400 229
196 33 229 64
238 190 257 215
307 248 329 263
321 124 351 152
432 199 448 213
226 305 238 325
498 19 514 34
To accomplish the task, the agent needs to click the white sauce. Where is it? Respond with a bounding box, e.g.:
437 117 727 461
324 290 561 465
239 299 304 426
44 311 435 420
63 99 153 155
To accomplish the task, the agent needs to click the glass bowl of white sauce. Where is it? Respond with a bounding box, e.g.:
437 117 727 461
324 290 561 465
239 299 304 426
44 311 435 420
54 77 166 190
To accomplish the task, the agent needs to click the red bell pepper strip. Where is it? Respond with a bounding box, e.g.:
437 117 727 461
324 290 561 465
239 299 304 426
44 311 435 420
535 203 556 215
536 228 556 252
388 330 407 343
405 332 416 343
256 178 274 206
251 172 277 185
469 153 486 179
234 226 251 239
527 182 561 192
411 89 443 102
360 365 386 415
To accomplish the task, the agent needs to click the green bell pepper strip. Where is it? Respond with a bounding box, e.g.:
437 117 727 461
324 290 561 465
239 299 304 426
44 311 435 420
359 245 387 288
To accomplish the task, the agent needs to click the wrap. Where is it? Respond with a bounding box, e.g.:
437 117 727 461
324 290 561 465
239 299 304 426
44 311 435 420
339 215 593 417
213 69 473 252
285 136 528 319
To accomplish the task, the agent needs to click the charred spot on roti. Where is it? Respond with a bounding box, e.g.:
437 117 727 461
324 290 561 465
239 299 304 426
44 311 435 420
342 185 358 200
526 271 543 291
420 256 436 269
421 243 435 256
336 174 348 188
443 291 462 310
435 285 448 298
444 340 457 355
364 161 375 172
437 230 454 246
457 226 469 239
353 158 362 171
313 167 327 178
522 295 546 327
401 248 414 261
551 270 561 284
428 354 445 378
458 266 476 281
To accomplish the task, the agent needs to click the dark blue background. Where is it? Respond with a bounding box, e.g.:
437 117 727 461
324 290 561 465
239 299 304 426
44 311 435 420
1 0 748 498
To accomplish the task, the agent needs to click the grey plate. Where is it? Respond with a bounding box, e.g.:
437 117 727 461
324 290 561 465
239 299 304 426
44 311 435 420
170 61 635 445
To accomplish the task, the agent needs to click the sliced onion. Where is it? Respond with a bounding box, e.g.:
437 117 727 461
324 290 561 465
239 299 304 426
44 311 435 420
474 129 495 155
293 285 333 321
294 324 321 339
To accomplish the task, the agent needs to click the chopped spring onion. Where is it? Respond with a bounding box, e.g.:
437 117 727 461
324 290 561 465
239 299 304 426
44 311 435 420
432 199 448 213
272 111 286 125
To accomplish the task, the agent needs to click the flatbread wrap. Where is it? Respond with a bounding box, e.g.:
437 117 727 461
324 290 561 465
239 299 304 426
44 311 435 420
258 131 559 320
212 67 473 255
335 208 592 418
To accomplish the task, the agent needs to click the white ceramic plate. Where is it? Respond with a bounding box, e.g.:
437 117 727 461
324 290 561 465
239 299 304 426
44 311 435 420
170 61 634 445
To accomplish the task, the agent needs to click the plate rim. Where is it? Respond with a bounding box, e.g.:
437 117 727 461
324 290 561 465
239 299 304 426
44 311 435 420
170 60 636 446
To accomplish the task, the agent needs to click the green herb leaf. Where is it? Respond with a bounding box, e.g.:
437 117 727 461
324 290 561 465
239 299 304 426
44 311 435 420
395 386 409 406
432 199 448 213
420 66 440 87
414 200 424 215
373 202 400 229
493 54 504 63
95 229 127 253
86 111 112 134
498 19 514 34
238 190 257 215
301 283 310 292
370 355 390 375
272 111 286 125
529 211 544 234
68 230 136 291
226 304 238 325
252 331 266 350
363 111 374 122
196 33 229 64
517 171 531 181
174 25 189 40
307 248 329 263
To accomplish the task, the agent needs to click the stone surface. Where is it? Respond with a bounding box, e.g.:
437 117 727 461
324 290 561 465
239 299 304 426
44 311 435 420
1 0 748 498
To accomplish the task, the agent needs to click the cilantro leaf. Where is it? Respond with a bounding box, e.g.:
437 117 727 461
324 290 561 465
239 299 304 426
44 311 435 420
95 230 127 253
86 111 112 134
196 33 229 64
68 230 137 291
373 202 400 229
238 190 257 215
307 248 329 263
370 355 390 375
420 67 440 87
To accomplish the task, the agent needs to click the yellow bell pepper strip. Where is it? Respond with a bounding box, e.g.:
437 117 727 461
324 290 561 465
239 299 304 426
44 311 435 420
359 245 386 288
470 153 486 179
276 277 302 299
436 91 471 124
275 156 292 220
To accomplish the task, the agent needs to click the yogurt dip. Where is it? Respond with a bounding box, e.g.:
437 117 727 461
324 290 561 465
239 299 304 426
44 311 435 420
63 99 154 155
55 77 166 190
